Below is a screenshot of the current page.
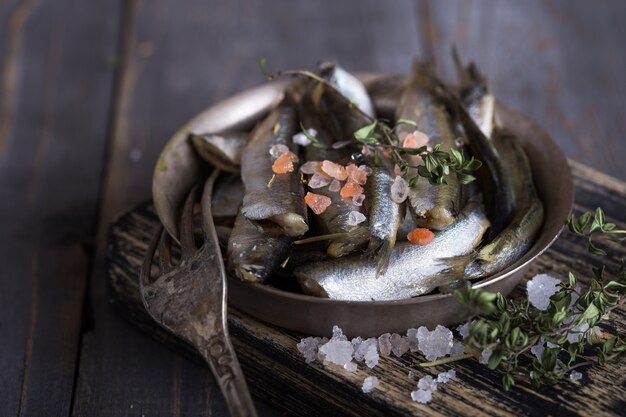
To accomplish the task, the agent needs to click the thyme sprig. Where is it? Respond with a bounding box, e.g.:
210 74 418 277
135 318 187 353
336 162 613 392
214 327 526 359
452 208 626 391
353 119 482 186
259 58 482 187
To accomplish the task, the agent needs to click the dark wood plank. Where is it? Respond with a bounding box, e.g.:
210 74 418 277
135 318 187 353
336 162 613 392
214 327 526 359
0 0 121 415
421 0 626 180
70 0 423 416
106 162 626 416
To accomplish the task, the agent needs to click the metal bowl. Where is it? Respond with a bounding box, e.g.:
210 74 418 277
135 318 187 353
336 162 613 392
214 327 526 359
153 75 574 338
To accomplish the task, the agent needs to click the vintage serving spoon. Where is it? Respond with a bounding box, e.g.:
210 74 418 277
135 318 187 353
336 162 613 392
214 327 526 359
140 169 257 417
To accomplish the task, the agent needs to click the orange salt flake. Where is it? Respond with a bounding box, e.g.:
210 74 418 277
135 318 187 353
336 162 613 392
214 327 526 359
340 181 364 198
304 192 332 215
403 130 429 149
349 168 368 185
345 163 358 177
407 228 435 245
272 151 298 174
320 160 348 181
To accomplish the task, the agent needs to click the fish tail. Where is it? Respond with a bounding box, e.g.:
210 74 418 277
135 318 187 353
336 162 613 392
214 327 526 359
326 226 369 257
364 237 393 277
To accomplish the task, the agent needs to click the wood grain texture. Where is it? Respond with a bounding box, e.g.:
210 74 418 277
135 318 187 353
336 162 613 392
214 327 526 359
106 162 626 416
421 0 626 180
71 1 422 416
0 0 121 415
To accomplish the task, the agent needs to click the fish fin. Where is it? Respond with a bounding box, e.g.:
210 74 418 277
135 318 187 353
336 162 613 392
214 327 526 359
326 226 369 257
363 238 393 277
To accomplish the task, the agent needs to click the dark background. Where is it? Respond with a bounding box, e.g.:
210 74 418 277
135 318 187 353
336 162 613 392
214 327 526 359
1 0 625 415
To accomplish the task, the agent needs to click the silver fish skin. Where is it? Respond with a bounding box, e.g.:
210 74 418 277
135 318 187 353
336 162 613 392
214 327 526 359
190 132 247 172
240 100 309 237
396 61 461 230
318 61 375 118
294 203 490 301
459 132 544 279
211 172 244 223
227 212 292 283
452 49 495 139
364 161 404 275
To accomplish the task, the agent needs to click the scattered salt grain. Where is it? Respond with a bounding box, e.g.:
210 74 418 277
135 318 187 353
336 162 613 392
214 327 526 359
378 333 392 357
411 389 432 404
530 342 545 361
437 369 456 384
364 344 380 369
408 371 416 380
569 371 583 382
344 362 358 372
269 144 290 158
417 375 438 392
450 341 465 356
329 179 342 192
362 376 379 393
406 328 419 352
456 322 471 340
352 194 365 206
293 129 317 146
300 161 320 175
390 176 410 203
319 326 353 366
479 347 493 365
390 334 410 357
346 211 367 226
308 173 332 189
297 337 325 363
417 325 453 361
527 274 561 310
353 337 377 362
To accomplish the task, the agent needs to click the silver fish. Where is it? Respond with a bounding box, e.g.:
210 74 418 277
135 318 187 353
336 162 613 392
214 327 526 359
190 132 246 172
240 99 309 237
294 203 489 301
444 132 544 279
318 61 375 118
212 172 244 224
396 61 461 230
452 48 495 139
364 161 404 275
227 212 291 283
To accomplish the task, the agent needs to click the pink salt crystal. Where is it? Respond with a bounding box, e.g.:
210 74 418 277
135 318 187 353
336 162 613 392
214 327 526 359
304 192 332 215
321 160 348 181
390 176 410 204
393 164 403 176
269 143 290 158
329 179 342 192
345 163 358 177
308 173 332 189
390 334 410 357
346 211 366 226
403 130 429 149
352 194 365 206
349 168 368 185
378 333 392 357
300 161 321 175
357 165 373 175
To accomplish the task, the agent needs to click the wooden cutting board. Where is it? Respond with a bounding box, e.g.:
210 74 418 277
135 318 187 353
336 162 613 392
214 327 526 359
106 161 626 416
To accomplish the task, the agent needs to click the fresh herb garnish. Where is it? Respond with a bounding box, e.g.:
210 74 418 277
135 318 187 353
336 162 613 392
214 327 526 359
447 208 626 390
354 118 482 186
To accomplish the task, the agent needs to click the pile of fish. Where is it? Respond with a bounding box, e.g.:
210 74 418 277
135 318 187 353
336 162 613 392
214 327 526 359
190 55 544 301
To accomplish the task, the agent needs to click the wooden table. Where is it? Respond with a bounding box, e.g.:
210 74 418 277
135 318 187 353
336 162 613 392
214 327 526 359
1 1 625 416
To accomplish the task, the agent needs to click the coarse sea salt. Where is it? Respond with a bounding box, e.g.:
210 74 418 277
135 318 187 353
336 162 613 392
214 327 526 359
569 371 583 382
346 211 366 226
437 369 456 384
300 161 320 175
319 326 353 366
362 376 379 393
390 333 410 357
411 389 432 404
269 143 290 158
308 173 332 189
390 176 410 203
329 179 342 192
530 342 545 361
527 274 561 310
417 375 438 392
297 337 326 364
352 194 365 206
417 325 453 361
406 328 419 352
293 128 317 146
479 347 493 365
378 333 392 357
450 341 465 356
